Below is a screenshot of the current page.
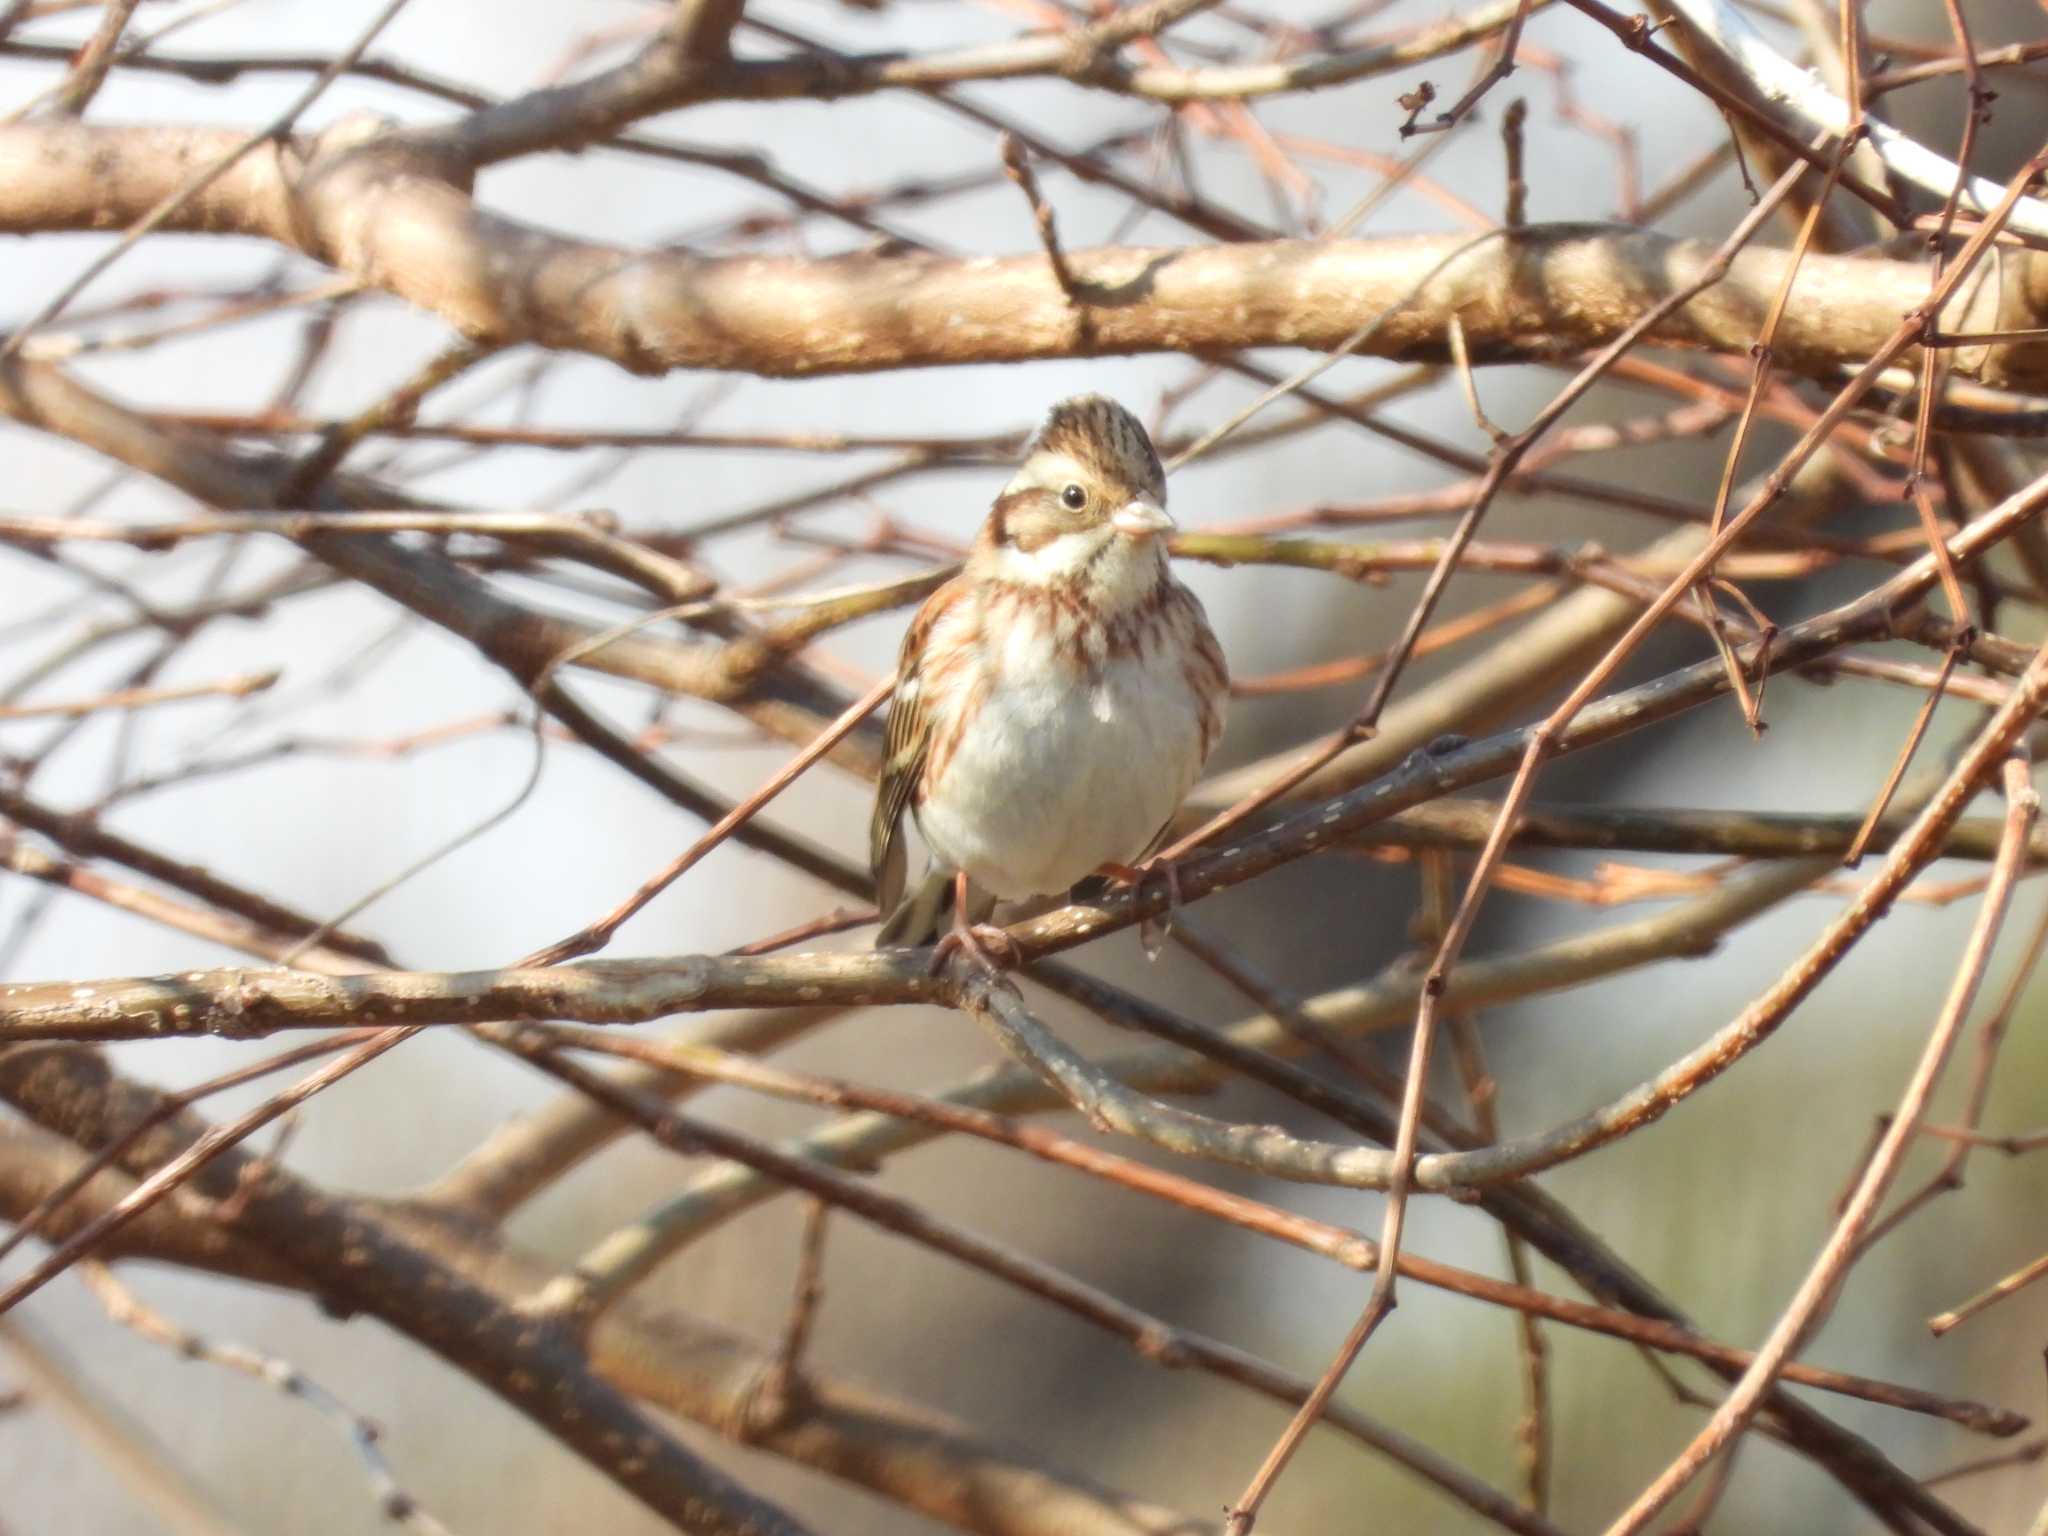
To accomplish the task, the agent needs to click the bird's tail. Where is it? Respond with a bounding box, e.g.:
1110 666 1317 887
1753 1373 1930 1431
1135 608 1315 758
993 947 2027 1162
874 871 996 948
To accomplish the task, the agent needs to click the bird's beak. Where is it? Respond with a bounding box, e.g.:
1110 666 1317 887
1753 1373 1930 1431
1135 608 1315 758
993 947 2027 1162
1111 499 1175 538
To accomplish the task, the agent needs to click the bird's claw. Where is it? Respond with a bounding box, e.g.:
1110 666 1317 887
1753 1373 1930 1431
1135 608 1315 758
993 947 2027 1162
930 921 1020 977
1100 858 1183 962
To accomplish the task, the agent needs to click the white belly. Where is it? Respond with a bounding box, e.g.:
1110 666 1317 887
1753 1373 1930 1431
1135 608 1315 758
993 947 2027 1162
915 646 1207 901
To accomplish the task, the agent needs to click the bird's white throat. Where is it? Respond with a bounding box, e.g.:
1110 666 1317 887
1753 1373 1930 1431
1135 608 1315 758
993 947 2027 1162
988 527 1168 614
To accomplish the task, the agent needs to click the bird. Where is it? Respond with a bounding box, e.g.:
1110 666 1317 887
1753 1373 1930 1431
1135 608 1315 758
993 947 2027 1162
870 393 1228 969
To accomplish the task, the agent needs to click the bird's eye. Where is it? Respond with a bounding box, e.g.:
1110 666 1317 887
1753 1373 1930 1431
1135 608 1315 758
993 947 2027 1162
1060 484 1088 510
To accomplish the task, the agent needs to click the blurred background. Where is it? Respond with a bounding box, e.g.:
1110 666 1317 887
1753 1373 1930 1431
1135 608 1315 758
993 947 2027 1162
3 1 2048 1532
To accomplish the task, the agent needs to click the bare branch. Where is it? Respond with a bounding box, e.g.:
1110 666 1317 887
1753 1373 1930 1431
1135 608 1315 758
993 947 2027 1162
0 1046 816 1536
78 1263 457 1536
1606 738 2044 1532
0 1125 1221 1536
1655 0 2048 240
1 122 2042 384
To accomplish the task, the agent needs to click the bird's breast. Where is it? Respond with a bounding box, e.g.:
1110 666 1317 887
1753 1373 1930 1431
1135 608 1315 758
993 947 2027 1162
913 587 1215 900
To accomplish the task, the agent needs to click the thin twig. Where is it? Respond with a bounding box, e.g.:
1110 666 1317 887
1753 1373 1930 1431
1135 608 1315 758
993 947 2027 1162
78 1262 457 1535
1501 96 1529 226
0 0 419 363
1843 641 1963 866
1403 0 1537 138
517 672 891 967
1930 1251 2048 1338
0 669 277 720
0 1317 236 1536
1603 747 2041 1533
999 133 1082 303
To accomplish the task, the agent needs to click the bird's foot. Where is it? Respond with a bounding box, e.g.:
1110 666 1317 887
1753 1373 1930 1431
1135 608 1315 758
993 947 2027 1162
930 920 1020 977
1098 858 1183 962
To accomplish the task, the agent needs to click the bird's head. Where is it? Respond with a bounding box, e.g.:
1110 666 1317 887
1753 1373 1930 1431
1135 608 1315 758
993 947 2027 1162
977 394 1174 593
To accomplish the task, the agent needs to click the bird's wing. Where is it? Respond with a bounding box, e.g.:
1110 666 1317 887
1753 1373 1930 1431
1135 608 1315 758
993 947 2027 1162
870 587 950 915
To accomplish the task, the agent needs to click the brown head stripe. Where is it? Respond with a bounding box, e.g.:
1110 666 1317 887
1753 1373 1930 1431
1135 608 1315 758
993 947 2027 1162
1031 395 1164 497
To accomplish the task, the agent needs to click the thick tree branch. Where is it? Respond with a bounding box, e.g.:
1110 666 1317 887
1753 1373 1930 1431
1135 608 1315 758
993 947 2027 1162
2 122 2044 385
0 1120 1217 1536
0 1047 814 1536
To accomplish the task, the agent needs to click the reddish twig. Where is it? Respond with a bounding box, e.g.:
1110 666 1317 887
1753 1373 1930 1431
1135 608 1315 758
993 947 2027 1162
1604 747 2040 1533
518 673 892 967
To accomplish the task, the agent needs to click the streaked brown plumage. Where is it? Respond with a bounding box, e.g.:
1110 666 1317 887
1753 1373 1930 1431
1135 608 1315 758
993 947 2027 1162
871 395 1227 963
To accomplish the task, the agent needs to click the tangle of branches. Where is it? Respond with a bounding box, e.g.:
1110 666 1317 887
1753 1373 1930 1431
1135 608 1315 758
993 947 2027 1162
3 2 2048 1534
